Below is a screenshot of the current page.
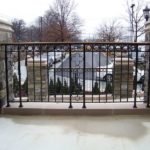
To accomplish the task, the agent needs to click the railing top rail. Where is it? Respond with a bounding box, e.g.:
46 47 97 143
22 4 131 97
1 42 150 45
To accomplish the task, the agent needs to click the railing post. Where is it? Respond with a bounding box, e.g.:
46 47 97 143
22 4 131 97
133 44 138 108
69 44 73 108
82 44 86 109
18 45 23 107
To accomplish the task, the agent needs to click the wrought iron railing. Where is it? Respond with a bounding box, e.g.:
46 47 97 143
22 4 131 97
1 42 150 108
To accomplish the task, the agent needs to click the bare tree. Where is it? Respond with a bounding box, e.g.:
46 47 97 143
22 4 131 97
42 0 81 42
125 0 145 42
12 19 27 42
96 20 123 42
26 25 41 42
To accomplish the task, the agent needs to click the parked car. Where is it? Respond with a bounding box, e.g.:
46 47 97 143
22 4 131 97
51 52 65 63
130 51 145 62
133 67 144 83
96 62 144 82
96 62 113 81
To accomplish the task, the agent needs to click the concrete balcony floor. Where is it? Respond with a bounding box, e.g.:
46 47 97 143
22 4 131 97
0 115 150 150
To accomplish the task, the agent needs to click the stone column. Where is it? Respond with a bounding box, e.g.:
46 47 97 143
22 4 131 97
144 20 150 105
0 19 13 108
27 58 48 101
0 48 6 107
114 58 134 98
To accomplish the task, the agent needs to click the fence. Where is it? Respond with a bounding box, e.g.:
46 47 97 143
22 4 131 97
1 42 150 108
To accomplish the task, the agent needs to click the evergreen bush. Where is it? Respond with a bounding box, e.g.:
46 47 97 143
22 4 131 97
105 82 113 94
13 73 19 97
92 82 100 94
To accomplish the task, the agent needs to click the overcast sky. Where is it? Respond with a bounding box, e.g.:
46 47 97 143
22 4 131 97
0 0 149 38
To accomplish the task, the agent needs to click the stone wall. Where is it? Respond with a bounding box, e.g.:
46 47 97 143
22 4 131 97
114 58 134 98
0 19 13 108
27 58 48 101
0 46 6 107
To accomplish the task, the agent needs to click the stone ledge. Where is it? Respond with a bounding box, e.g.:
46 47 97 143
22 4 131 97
2 107 150 116
1 103 150 116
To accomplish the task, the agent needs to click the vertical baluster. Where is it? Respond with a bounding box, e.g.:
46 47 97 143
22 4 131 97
106 45 108 102
82 44 86 108
46 45 50 102
98 45 101 103
18 45 23 107
25 45 29 102
61 45 64 102
5 45 10 107
133 44 138 108
113 45 116 103
54 46 56 102
147 45 150 107
33 45 35 101
92 45 94 102
69 44 72 108
120 46 123 102
127 45 130 102
40 45 43 102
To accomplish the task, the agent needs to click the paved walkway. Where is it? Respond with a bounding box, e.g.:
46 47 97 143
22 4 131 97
0 115 150 150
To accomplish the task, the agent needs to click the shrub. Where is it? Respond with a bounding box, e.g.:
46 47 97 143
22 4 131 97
13 73 19 96
105 82 113 94
92 82 100 94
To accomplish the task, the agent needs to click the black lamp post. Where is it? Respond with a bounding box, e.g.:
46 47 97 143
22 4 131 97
131 4 135 33
143 6 150 21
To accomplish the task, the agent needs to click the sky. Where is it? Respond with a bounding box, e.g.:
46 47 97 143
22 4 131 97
0 0 149 38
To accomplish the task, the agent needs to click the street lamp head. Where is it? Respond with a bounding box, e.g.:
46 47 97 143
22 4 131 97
143 6 150 21
131 4 135 8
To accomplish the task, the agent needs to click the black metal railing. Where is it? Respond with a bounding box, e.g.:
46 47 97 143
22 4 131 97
1 42 150 108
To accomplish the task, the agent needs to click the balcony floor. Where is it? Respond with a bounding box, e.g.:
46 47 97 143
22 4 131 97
0 115 150 150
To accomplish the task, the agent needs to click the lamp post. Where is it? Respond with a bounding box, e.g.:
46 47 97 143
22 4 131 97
131 4 135 42
143 6 150 21
39 16 43 41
